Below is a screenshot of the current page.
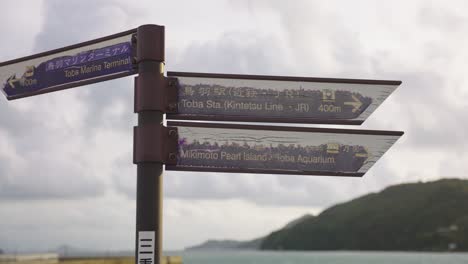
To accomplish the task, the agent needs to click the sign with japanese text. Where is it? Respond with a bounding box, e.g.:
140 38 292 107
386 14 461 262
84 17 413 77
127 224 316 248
0 29 136 100
167 72 400 125
166 122 403 176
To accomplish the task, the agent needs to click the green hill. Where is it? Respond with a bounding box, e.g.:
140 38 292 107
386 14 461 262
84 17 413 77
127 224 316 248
261 179 468 251
185 215 314 251
185 238 264 251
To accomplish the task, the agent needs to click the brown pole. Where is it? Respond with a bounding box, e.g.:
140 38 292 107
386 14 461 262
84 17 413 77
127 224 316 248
134 24 165 264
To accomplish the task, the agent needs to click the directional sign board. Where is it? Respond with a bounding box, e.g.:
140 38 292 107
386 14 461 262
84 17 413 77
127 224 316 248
166 72 400 125
166 122 403 176
0 29 137 100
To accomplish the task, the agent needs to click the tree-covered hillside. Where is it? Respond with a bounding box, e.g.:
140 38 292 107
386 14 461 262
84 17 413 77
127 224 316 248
261 179 468 251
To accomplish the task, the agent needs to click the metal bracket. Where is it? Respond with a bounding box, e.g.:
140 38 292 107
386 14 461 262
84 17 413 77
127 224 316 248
133 24 175 113
134 75 179 113
136 24 164 63
133 125 178 164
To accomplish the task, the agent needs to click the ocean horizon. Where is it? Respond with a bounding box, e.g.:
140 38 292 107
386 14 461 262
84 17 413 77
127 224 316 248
8 249 468 264
55 250 468 264
171 250 468 264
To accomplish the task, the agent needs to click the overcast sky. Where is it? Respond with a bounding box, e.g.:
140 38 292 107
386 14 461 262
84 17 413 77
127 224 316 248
1 0 468 252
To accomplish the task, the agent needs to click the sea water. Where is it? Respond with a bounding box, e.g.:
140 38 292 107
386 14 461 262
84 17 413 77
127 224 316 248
168 250 468 264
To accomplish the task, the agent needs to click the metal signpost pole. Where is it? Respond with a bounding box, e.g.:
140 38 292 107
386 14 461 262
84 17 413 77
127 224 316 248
133 25 165 264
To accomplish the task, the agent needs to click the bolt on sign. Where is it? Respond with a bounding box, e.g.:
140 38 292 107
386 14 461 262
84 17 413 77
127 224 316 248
166 122 402 177
167 72 401 125
0 29 137 100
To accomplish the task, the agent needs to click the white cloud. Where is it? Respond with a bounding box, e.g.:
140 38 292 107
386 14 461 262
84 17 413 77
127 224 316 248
0 1 45 61
0 194 320 251
163 198 320 250
0 193 136 252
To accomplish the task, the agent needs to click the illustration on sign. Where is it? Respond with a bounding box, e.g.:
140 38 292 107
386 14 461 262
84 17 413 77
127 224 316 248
0 30 136 100
167 72 401 125
166 122 403 176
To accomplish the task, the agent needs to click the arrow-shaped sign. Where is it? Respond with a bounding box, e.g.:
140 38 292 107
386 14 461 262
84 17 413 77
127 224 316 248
166 121 403 177
0 28 138 100
167 72 401 125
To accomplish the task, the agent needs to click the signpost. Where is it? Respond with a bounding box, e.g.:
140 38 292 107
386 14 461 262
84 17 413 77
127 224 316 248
1 24 404 264
167 72 401 125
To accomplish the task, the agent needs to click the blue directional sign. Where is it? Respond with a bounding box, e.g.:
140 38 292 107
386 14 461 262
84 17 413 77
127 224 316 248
166 122 403 177
0 29 137 100
167 72 401 125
